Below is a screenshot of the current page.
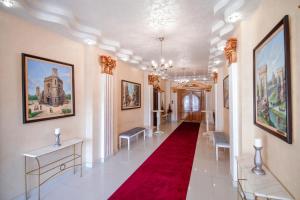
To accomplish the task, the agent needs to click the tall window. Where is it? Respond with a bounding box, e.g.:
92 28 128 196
183 94 200 112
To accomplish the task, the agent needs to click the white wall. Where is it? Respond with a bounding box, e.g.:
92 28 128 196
236 0 300 198
0 11 85 199
0 11 146 199
214 67 224 131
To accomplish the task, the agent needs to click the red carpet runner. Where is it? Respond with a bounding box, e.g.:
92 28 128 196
109 122 200 200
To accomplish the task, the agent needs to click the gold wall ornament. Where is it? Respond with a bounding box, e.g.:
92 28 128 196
148 74 160 85
154 84 165 93
171 81 212 92
224 38 237 64
99 55 116 75
211 71 218 83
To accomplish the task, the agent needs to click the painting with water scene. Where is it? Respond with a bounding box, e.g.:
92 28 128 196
253 15 292 144
121 80 141 110
223 75 229 109
22 54 75 123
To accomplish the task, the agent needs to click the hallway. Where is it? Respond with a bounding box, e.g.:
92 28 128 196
22 122 235 200
1 0 299 199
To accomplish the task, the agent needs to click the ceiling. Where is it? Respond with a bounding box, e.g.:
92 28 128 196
1 0 260 80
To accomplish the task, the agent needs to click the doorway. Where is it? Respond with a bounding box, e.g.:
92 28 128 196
153 88 158 126
178 91 203 122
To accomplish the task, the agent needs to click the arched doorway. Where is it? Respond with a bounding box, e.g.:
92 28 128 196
178 91 203 122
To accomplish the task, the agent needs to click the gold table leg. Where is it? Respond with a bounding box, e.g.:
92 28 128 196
73 144 76 174
25 157 28 200
35 157 41 200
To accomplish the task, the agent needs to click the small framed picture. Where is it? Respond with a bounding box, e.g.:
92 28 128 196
223 75 229 109
121 80 141 110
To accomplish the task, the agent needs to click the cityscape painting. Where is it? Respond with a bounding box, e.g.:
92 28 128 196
22 54 75 123
253 15 292 144
223 75 229 109
121 80 141 110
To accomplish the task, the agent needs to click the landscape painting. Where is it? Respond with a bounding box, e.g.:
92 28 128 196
121 80 141 110
253 15 292 143
223 75 229 109
22 54 75 123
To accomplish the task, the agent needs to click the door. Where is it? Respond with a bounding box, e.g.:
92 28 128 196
178 91 202 122
153 88 158 126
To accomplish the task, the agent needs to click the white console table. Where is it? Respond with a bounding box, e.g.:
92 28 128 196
237 154 294 200
24 138 83 200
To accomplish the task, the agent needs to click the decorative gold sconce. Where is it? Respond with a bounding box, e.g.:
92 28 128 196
148 74 160 85
99 55 116 75
148 74 164 92
211 71 218 83
224 38 237 64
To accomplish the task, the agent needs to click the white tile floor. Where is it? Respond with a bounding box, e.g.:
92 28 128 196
23 121 237 200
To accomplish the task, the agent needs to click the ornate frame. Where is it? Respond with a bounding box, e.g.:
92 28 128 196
253 15 292 144
121 80 141 110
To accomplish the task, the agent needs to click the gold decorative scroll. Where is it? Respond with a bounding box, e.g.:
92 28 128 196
154 84 165 93
211 71 218 83
224 38 237 64
172 81 212 92
148 74 159 85
99 55 116 75
148 74 165 92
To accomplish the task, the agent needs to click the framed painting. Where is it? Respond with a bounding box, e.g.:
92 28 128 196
22 54 75 123
121 80 141 110
223 75 229 109
253 15 292 144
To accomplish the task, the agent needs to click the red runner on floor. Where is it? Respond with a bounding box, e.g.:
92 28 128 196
108 122 200 200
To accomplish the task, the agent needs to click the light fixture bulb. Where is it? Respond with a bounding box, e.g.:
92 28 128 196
84 38 96 46
1 0 15 7
161 58 165 64
168 60 173 65
227 12 242 23
214 60 221 65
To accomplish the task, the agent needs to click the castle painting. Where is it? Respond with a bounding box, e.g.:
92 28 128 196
253 16 292 144
22 54 75 123
121 80 141 110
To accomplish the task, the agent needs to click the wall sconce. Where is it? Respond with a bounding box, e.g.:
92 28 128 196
99 55 116 75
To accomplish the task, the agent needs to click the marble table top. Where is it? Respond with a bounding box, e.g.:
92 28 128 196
23 138 83 158
237 154 294 200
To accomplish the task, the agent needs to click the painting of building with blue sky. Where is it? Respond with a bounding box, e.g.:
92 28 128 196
24 55 74 122
121 81 141 110
255 26 287 136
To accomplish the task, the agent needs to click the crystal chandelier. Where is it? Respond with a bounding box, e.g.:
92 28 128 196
150 37 173 76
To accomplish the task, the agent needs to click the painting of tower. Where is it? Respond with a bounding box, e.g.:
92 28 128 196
22 54 75 123
253 16 292 144
36 68 66 106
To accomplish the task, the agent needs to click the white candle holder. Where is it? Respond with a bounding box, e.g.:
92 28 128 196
54 128 61 146
251 146 265 175
55 134 61 146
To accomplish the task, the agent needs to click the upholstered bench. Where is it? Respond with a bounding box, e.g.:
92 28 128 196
119 127 146 150
213 132 230 160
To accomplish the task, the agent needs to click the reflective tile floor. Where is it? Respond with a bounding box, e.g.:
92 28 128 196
23 121 237 200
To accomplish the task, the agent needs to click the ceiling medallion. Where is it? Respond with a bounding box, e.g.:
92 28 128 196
148 0 178 30
99 55 116 75
1 0 15 7
150 37 173 77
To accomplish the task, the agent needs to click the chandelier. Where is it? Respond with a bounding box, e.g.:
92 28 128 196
150 37 173 76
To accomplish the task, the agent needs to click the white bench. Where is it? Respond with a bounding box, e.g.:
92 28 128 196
213 132 230 160
119 127 146 150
